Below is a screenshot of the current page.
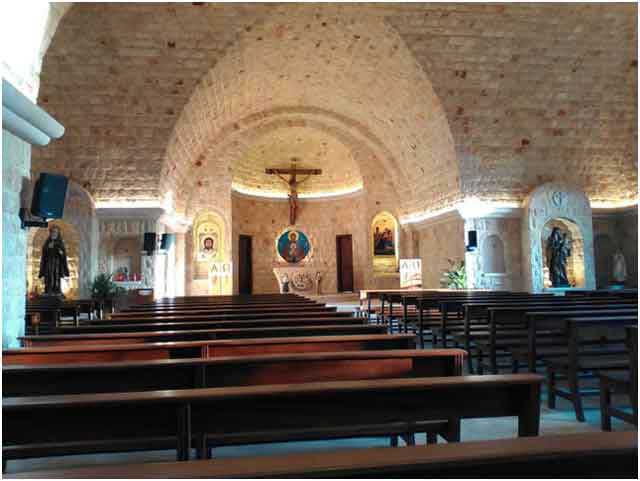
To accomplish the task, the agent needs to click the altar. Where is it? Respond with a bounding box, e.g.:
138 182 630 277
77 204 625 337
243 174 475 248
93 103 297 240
273 266 323 295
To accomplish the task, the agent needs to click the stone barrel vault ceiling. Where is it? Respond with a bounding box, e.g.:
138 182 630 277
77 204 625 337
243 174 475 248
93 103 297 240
32 3 637 213
230 126 363 198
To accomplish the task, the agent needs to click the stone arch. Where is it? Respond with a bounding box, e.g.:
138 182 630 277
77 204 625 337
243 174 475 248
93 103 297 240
181 109 401 215
481 234 506 274
162 5 459 218
521 182 595 292
28 220 81 298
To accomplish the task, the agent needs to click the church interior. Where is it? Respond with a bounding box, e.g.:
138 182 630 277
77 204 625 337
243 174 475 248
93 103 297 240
1 2 638 478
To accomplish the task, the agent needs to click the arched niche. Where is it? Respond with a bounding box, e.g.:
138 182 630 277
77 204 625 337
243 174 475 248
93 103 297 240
521 182 595 292
481 234 506 274
28 221 81 298
371 211 399 276
594 234 616 289
111 237 142 279
190 210 231 295
541 218 585 288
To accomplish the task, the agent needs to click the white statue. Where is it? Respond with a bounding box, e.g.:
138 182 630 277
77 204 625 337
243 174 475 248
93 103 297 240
612 250 627 284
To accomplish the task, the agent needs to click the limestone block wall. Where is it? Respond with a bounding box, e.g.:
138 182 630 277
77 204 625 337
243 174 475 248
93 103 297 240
2 131 31 348
417 214 466 288
231 193 368 294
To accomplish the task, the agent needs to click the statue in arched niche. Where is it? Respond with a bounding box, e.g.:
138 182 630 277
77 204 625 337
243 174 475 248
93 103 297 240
546 227 571 287
39 225 70 296
612 249 627 285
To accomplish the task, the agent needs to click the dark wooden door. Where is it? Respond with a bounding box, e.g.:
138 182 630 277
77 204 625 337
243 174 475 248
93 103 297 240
238 235 253 295
336 234 354 292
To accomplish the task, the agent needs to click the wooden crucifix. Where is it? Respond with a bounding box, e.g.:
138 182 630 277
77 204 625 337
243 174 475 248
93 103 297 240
265 157 322 225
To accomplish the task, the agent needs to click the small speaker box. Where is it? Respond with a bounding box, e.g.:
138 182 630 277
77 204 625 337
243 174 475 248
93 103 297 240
30 173 68 219
160 233 175 250
143 233 157 253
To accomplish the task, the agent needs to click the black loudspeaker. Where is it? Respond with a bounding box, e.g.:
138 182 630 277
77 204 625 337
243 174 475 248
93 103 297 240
143 232 157 253
160 233 175 250
30 173 69 219
467 230 478 252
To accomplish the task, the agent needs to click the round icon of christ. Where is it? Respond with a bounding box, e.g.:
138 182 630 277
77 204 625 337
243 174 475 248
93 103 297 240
276 229 311 264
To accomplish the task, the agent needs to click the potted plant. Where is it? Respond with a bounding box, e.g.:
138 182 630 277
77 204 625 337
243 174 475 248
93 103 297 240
440 259 467 289
91 273 125 317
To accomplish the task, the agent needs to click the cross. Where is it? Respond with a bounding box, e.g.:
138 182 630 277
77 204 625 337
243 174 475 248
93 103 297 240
265 157 322 225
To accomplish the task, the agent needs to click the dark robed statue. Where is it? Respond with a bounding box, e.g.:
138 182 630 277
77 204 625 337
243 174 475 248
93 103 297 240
39 225 70 296
546 227 571 287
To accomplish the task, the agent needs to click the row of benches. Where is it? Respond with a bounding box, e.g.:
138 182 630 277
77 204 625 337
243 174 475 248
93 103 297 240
5 291 636 477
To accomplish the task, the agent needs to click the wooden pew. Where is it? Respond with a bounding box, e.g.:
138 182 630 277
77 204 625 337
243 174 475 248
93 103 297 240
398 293 555 347
8 431 636 479
109 305 340 320
125 298 319 309
121 301 324 316
439 299 635 372
17 324 387 347
545 316 638 421
454 298 635 362
3 333 416 365
2 374 542 466
3 349 465 396
103 308 350 323
51 315 358 334
21 317 370 346
600 326 638 430
480 304 637 374
3 349 465 465
69 313 357 334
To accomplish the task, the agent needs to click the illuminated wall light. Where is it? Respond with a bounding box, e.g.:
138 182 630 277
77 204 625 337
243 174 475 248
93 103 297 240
231 182 364 199
399 205 458 225
590 199 638 209
400 198 521 225
94 200 165 209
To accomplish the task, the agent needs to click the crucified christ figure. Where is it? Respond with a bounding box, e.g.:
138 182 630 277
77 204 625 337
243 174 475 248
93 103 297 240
265 158 322 225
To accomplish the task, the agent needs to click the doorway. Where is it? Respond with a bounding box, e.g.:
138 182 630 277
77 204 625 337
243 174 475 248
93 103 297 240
336 234 354 292
238 235 253 294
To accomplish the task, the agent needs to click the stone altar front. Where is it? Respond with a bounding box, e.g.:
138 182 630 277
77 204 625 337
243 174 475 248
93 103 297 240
273 266 323 295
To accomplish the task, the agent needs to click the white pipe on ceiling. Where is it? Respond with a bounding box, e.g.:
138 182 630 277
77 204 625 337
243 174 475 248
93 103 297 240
2 105 51 146
2 78 64 146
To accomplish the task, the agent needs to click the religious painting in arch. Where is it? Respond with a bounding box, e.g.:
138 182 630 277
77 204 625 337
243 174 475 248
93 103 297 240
194 217 223 262
192 211 226 281
371 211 399 275
276 229 312 264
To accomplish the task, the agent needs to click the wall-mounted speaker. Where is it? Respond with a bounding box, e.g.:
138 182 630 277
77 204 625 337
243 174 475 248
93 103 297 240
30 173 68 219
160 233 175 250
466 230 478 252
143 232 157 253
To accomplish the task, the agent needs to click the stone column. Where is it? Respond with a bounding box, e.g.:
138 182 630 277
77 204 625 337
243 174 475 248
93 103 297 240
174 233 186 297
2 131 30 348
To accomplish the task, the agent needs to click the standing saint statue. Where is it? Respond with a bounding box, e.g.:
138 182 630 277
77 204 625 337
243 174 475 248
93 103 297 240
545 227 571 287
612 249 627 285
39 225 70 296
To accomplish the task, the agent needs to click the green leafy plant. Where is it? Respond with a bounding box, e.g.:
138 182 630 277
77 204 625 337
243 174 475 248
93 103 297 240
440 259 467 289
91 273 125 299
